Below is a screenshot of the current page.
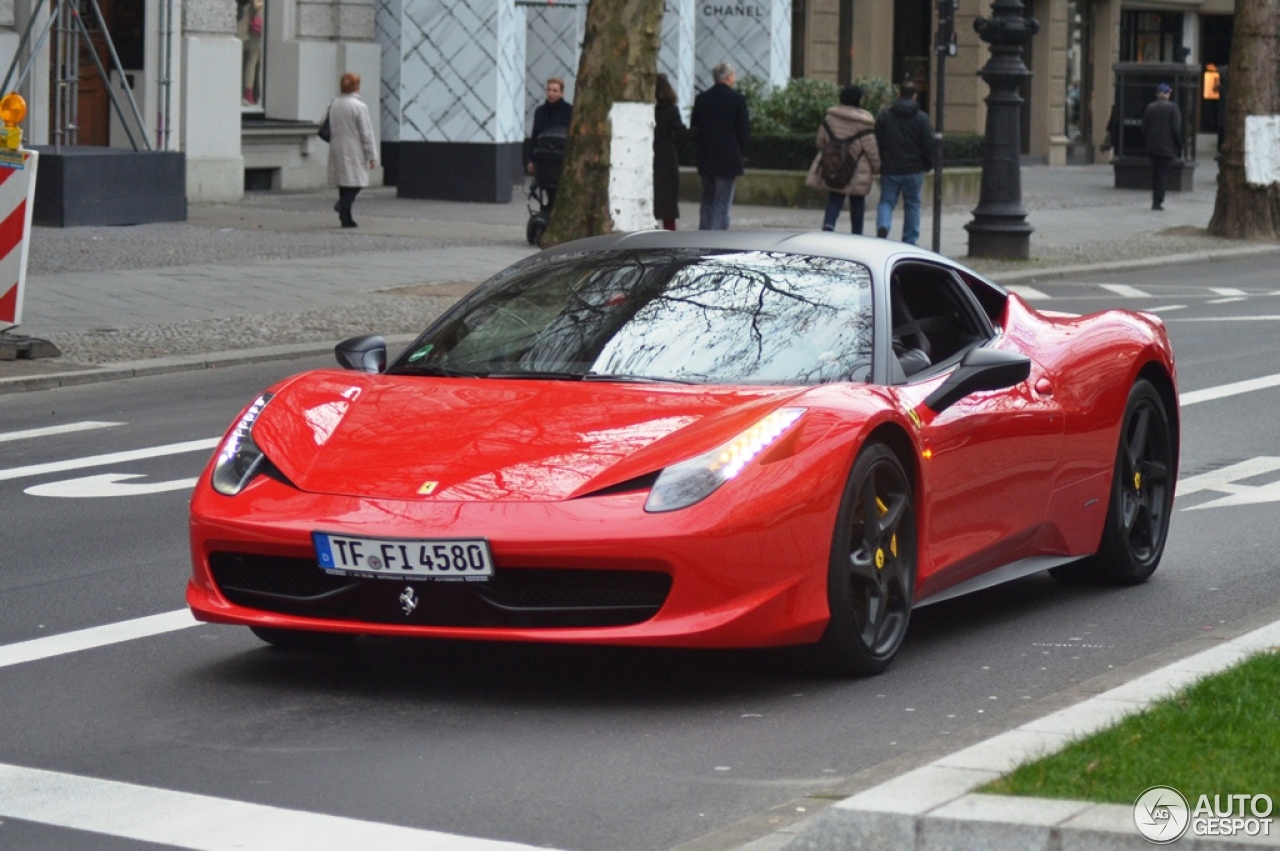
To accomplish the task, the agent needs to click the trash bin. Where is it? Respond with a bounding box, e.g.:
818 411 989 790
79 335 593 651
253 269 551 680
1110 62 1199 191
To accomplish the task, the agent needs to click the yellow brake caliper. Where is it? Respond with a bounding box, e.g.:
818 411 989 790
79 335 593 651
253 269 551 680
874 496 896 570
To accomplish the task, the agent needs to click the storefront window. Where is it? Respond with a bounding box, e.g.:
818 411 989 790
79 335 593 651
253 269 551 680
1064 0 1091 145
237 0 265 110
1121 11 1183 63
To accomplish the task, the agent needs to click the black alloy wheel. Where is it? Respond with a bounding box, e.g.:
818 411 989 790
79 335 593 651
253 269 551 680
814 443 918 676
1052 379 1174 585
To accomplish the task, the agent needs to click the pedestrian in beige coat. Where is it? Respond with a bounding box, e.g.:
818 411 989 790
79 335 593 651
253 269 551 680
327 72 378 228
805 85 880 234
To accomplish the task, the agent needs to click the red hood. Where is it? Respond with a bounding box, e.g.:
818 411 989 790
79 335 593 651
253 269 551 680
250 370 807 501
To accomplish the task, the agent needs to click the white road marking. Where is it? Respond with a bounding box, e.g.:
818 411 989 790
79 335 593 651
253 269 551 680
1180 373 1280 407
0 437 218 482
1177 456 1280 511
1099 284 1151 298
1168 315 1280 321
0 762 552 851
0 610 201 669
1144 304 1186 313
0 421 124 443
1208 296 1247 304
1006 285 1050 300
25 472 199 498
1210 287 1247 296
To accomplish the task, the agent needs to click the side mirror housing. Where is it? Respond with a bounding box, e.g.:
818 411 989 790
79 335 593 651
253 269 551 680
924 347 1031 413
335 335 387 373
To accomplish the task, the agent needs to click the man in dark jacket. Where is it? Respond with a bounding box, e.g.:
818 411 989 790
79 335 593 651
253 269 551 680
691 62 751 230
874 81 934 245
525 77 573 204
1142 83 1182 211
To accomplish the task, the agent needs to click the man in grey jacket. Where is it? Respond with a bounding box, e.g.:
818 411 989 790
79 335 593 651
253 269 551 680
1142 83 1182 211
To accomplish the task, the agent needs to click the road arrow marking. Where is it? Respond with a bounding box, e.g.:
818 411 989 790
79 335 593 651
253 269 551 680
24 472 199 497
0 437 218 482
1177 456 1280 511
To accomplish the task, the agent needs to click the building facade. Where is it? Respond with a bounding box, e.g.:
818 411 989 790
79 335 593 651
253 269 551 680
797 0 1233 165
0 0 1232 205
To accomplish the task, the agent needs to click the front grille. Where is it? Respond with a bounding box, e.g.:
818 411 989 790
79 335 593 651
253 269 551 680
208 552 671 628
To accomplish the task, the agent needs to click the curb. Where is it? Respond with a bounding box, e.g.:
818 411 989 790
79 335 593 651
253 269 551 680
0 336 420 395
980 243 1280 286
777 619 1280 851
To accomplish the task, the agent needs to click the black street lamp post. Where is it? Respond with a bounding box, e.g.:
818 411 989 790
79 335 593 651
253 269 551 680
965 0 1039 259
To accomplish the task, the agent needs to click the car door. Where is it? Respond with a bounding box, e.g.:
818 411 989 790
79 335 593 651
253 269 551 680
883 261 1065 594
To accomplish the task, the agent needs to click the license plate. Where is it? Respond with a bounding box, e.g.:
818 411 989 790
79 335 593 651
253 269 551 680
313 532 494 581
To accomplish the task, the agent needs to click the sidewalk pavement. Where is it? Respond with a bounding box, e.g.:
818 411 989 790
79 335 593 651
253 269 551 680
4 159 1280 850
3 158 1278 392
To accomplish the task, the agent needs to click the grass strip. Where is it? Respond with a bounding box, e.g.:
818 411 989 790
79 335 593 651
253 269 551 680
983 649 1280 802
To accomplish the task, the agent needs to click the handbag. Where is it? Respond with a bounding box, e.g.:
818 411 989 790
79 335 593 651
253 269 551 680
317 111 331 143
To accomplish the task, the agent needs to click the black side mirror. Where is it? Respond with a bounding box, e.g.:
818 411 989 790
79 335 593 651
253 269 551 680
924 347 1031 413
335 335 387 373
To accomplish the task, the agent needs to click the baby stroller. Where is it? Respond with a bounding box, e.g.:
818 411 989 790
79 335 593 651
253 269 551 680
526 124 568 246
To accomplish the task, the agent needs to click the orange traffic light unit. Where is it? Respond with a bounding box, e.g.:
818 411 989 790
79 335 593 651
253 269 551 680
0 92 27 150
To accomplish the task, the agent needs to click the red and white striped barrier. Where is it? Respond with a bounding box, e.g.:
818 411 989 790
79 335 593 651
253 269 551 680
0 149 39 328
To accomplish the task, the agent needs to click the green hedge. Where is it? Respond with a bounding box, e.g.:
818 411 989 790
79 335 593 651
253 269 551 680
738 75 897 134
678 132 985 171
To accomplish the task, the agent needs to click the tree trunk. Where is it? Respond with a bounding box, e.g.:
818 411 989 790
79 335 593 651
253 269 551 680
541 0 664 248
1207 0 1280 239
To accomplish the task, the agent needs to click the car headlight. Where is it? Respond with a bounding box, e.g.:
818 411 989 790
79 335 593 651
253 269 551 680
211 393 273 496
645 407 805 513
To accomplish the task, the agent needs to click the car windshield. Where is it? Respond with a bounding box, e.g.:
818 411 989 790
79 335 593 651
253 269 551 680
391 249 874 385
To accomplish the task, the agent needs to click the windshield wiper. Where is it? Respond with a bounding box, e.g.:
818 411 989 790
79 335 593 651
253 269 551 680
486 370 586 380
583 373 696 385
389 365 484 378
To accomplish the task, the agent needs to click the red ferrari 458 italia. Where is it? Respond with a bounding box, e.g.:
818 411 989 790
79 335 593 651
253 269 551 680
188 231 1178 675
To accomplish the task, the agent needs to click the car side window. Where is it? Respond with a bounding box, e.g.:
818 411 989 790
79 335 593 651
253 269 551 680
889 262 993 383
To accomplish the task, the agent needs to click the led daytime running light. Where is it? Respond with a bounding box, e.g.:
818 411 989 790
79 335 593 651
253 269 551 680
709 409 803 480
645 407 805 513
220 394 270 463
211 393 273 495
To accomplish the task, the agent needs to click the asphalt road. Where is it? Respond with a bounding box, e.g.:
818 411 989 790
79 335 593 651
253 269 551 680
2 256 1280 850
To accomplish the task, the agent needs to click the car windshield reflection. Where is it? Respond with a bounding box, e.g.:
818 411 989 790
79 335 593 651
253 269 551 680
392 250 874 386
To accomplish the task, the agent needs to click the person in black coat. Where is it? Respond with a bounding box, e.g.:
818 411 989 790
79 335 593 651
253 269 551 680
653 74 687 230
874 81 934 245
690 62 751 230
1142 83 1182 211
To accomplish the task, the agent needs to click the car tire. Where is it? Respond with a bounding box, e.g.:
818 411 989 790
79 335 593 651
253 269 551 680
813 443 917 676
1051 379 1174 586
249 626 358 652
